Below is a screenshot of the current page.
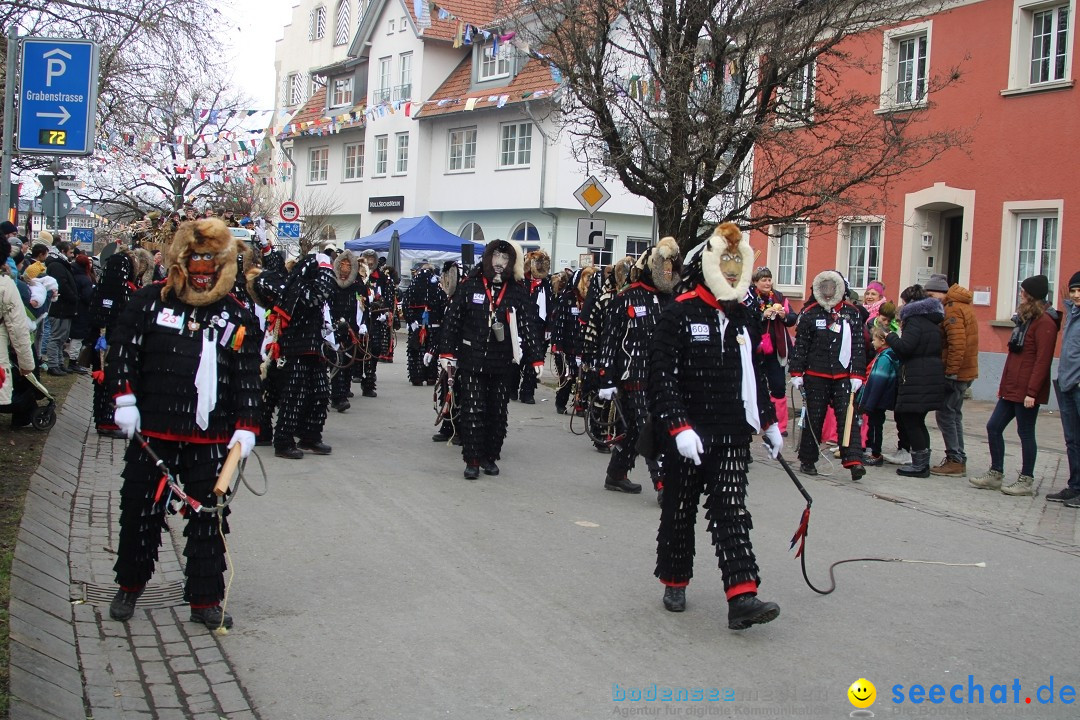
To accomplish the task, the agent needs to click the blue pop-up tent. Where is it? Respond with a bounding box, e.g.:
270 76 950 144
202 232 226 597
344 216 484 267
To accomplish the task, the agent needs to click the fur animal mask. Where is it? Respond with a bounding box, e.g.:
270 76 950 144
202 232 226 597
812 270 847 309
525 250 550 280
333 250 358 288
633 236 682 293
161 218 238 306
481 239 524 283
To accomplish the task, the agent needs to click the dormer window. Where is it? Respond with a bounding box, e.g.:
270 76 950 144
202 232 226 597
478 42 511 81
331 76 354 107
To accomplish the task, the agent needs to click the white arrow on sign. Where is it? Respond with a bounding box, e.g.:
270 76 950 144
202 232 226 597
37 106 71 125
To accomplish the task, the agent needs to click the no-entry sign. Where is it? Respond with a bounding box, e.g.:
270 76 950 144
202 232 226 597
279 201 300 222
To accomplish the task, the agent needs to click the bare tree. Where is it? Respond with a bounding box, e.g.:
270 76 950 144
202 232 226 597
515 0 969 250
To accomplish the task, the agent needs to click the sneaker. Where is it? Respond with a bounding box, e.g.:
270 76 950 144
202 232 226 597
883 449 912 465
1046 488 1080 503
832 448 841 459
799 462 818 476
604 475 642 494
727 593 780 630
68 364 90 375
968 469 1003 490
931 458 966 476
1064 495 1080 508
1000 473 1035 497
863 454 884 467
109 588 144 621
662 586 686 612
190 605 233 630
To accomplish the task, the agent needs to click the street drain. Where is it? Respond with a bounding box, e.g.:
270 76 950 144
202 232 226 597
76 582 186 609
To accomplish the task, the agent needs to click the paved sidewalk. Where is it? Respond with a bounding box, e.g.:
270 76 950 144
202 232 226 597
9 377 261 720
8 378 1079 718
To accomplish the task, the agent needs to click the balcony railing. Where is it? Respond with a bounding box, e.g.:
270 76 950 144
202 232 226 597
393 83 412 101
371 87 391 104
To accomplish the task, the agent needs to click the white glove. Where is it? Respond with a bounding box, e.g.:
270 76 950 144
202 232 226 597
850 378 863 393
423 352 433 366
598 387 616 401
534 364 544 380
358 324 368 335
674 429 704 466
409 321 420 332
439 357 457 372
227 429 256 459
114 394 141 438
763 424 783 459
790 376 803 389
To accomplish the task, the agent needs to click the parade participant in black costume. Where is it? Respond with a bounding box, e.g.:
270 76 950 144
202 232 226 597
649 222 783 630
581 257 634 452
357 249 394 396
597 238 681 497
89 247 154 437
246 260 288 446
106 218 261 630
328 250 362 412
272 253 336 458
439 240 544 479
550 265 598 415
402 264 446 386
514 250 552 404
432 261 463 443
789 269 867 479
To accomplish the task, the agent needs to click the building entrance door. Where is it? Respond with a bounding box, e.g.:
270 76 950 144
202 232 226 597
943 213 963 284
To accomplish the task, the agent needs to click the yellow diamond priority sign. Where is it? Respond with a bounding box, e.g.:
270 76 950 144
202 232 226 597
573 176 611 216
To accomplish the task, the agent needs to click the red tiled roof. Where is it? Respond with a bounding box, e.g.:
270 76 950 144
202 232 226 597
409 0 517 44
278 87 368 139
417 53 558 118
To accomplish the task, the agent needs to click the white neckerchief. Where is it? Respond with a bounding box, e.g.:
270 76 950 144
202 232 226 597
838 310 852 369
194 328 218 431
738 326 761 432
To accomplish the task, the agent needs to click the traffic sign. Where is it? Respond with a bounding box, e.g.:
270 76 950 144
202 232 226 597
279 201 300 222
71 227 94 246
17 37 99 156
57 179 83 191
41 190 72 219
573 176 611 216
277 221 301 238
576 218 607 250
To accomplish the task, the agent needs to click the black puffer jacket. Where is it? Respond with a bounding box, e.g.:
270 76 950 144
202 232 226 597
46 255 78 319
886 297 945 413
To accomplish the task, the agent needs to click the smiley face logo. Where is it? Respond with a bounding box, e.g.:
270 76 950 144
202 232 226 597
848 678 876 709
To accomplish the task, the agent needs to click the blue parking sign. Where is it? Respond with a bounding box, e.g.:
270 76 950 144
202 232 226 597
17 37 99 156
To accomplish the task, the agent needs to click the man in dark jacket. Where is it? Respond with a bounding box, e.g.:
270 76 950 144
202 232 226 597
789 269 867 480
439 239 545 479
44 241 78 375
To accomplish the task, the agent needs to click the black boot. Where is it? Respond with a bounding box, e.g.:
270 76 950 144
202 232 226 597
897 448 931 478
109 587 144 621
275 445 304 460
464 463 480 480
520 394 535 404
432 431 452 442
298 440 332 455
727 593 780 630
663 586 686 612
849 463 866 481
480 459 500 476
331 399 350 412
604 474 642 493
800 462 818 476
190 605 234 630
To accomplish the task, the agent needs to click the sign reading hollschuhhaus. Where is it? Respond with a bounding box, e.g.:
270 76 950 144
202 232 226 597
368 196 404 212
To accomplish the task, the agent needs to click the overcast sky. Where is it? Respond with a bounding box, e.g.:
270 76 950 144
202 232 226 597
221 0 295 109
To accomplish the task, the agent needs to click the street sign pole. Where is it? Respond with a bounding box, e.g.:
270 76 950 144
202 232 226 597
0 26 18 222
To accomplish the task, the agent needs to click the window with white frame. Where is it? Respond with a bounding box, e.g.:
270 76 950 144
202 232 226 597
777 62 815 122
774 224 808 287
626 237 651 258
478 42 512 81
309 74 321 99
387 18 395 33
400 16 407 31
499 122 532 168
334 0 351 45
397 53 412 101
374 135 388 175
448 127 477 171
308 147 329 183
1007 0 1074 91
460 222 485 243
880 22 931 109
374 57 391 103
592 236 615 267
511 221 540 244
1015 212 1059 304
395 132 410 173
309 6 327 40
331 76 354 107
285 72 305 106
343 141 364 180
844 221 883 289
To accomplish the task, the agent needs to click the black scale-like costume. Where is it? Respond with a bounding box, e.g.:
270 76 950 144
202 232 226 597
327 252 364 405
357 268 396 392
106 285 262 604
649 287 775 592
550 270 592 412
515 274 552 401
401 268 447 385
439 253 544 467
273 256 335 450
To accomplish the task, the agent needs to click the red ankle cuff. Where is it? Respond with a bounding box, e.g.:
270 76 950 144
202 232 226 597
725 581 758 600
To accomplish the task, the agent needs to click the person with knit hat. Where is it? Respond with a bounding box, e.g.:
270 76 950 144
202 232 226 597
1050 271 1080 507
970 274 1060 496
924 274 979 476
37 230 53 247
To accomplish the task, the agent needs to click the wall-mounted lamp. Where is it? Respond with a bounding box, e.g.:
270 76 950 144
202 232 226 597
921 231 933 251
